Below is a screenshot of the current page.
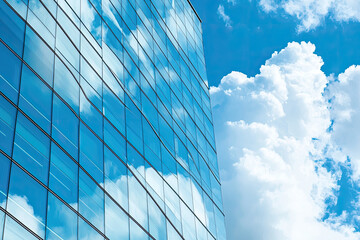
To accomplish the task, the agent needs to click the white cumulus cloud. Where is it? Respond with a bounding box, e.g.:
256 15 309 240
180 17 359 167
258 0 360 32
211 41 360 240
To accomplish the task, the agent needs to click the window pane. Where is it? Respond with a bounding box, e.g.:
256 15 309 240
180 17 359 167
0 0 25 55
19 65 52 133
0 95 17 155
46 193 77 240
49 143 78 207
81 0 102 45
215 206 226 240
80 91 103 138
56 26 80 71
79 169 104 232
3 215 38 240
13 113 50 184
0 153 10 208
54 57 80 114
78 217 104 240
104 119 126 161
0 42 22 103
127 143 145 178
80 123 104 183
128 172 148 230
105 195 129 239
130 220 149 240
23 26 54 86
148 197 166 240
0 210 3 238
52 95 79 160
7 164 47 238
103 84 125 135
180 202 196 240
166 220 182 240
104 147 128 210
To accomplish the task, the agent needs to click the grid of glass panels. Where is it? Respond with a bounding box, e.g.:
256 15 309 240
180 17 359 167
0 0 226 239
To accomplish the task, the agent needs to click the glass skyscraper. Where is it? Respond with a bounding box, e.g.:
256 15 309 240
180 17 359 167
0 0 226 239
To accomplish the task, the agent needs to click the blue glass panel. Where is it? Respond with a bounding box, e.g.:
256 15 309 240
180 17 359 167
52 95 79 160
104 146 128 210
0 42 22 103
23 26 54 86
13 113 50 184
104 119 126 160
105 195 129 239
214 206 226 240
130 220 149 240
79 169 104 233
142 94 158 130
143 120 160 158
80 92 103 138
0 1 25 55
49 143 78 207
3 215 38 240
159 117 174 152
78 217 103 240
56 27 80 71
0 153 10 208
80 123 104 183
80 57 102 98
46 193 78 240
81 77 102 112
127 143 145 177
180 202 196 240
128 171 148 230
125 95 143 152
148 197 166 240
0 95 16 155
204 193 217 237
0 210 3 238
103 84 125 135
81 0 102 45
54 57 80 114
166 220 182 240
7 164 47 238
19 65 52 133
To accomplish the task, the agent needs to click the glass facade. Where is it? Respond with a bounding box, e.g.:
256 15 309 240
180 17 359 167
0 0 226 239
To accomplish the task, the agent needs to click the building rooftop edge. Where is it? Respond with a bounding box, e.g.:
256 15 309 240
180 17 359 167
186 0 202 23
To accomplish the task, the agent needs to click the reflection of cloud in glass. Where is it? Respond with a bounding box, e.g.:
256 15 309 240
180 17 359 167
81 0 101 42
4 194 44 238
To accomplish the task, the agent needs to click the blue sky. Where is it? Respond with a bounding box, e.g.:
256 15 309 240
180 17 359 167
192 0 360 86
191 0 360 239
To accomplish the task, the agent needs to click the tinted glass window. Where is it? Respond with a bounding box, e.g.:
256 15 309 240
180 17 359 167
52 95 79 160
0 95 17 155
54 57 80 114
19 65 52 133
13 113 50 184
79 169 104 232
0 153 10 208
46 193 78 240
0 42 22 103
49 143 78 207
105 195 129 239
0 1 25 55
3 215 38 240
80 123 104 183
7 164 47 238
104 146 128 210
23 26 54 86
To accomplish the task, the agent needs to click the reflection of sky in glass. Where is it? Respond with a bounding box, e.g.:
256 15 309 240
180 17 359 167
0 0 225 238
